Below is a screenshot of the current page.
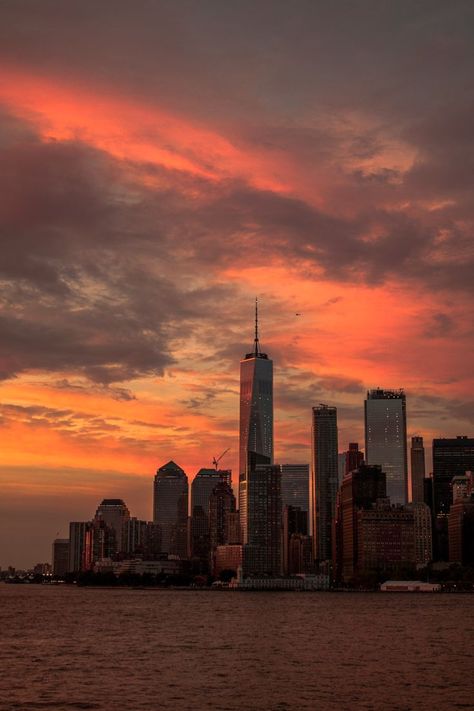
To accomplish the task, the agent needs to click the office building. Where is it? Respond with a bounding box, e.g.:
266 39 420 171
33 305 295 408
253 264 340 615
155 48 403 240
433 437 474 515
123 518 149 556
282 505 311 575
333 464 386 583
281 464 310 513
239 300 273 542
345 443 364 475
52 538 69 577
357 500 416 576
410 436 426 503
311 404 338 562
365 389 408 505
449 494 474 565
405 502 432 566
209 480 237 552
153 461 189 556
94 498 130 555
68 521 88 573
244 460 282 576
452 472 473 503
191 468 231 514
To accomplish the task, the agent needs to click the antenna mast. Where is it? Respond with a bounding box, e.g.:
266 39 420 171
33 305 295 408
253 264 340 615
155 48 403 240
254 297 260 355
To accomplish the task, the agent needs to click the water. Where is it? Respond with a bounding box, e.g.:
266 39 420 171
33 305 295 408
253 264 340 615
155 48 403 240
0 586 472 711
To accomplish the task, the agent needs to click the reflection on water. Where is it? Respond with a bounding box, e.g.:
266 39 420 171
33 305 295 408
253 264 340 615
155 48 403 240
0 586 472 710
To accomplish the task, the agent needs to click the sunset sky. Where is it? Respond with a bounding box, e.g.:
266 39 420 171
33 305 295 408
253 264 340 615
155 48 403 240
1 1 473 567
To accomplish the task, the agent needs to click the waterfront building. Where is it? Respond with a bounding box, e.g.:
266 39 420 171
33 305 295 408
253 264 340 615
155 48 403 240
405 502 432 566
123 518 149 557
311 404 338 562
357 499 416 576
239 300 273 543
432 436 474 515
153 461 189 556
333 464 386 583
243 458 282 576
68 521 88 573
365 388 408 505
190 506 210 570
281 464 310 513
449 494 474 565
282 505 310 575
345 443 364 476
52 539 69 577
214 545 243 577
94 498 130 555
410 436 426 503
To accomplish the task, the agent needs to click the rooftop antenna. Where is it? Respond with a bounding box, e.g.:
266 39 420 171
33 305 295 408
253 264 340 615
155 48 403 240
254 296 260 355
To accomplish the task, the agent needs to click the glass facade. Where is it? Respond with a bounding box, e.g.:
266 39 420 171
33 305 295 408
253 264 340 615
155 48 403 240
281 464 310 513
153 461 189 556
311 404 338 562
365 389 408 506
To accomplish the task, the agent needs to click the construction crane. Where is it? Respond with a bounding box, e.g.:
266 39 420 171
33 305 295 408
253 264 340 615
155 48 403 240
212 448 230 470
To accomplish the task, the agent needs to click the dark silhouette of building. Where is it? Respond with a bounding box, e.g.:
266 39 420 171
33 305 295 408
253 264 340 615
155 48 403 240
123 518 149 556
94 498 130 556
333 464 386 583
52 538 69 577
243 455 282 576
410 436 426 503
68 521 88 573
449 494 474 565
281 464 310 514
345 443 364 475
365 389 408 505
153 461 189 557
190 468 231 568
209 480 237 551
357 499 416 576
433 437 474 515
282 505 311 575
190 505 210 571
311 404 338 563
239 300 273 543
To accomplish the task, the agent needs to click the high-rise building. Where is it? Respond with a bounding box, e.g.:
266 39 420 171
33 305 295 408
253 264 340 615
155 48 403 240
365 389 408 505
52 538 69 577
449 494 474 565
433 437 474 515
333 464 386 583
357 500 416 576
123 518 149 556
345 443 364 476
282 505 311 575
68 521 88 573
311 404 338 562
153 461 189 556
410 436 426 503
239 300 273 542
209 480 237 553
281 464 310 513
405 502 432 566
244 459 282 576
191 469 232 514
94 498 130 555
452 472 473 503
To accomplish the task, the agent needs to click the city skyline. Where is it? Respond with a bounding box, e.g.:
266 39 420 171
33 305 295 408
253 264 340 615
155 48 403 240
1 1 473 569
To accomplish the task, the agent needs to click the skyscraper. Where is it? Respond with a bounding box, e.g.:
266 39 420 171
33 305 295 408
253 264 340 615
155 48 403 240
345 443 364 475
68 521 88 573
244 460 282 576
410 436 426 503
311 404 338 562
52 538 69 577
94 498 130 555
153 461 189 556
432 436 474 515
239 300 273 542
365 389 408 505
281 464 310 513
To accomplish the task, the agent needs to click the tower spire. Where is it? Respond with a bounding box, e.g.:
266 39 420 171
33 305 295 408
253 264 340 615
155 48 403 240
254 297 260 355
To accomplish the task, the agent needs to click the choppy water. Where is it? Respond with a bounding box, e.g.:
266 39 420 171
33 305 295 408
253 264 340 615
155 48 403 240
0 586 472 711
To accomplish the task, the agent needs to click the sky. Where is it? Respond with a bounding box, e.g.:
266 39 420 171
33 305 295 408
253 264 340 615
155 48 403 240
0 0 473 568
